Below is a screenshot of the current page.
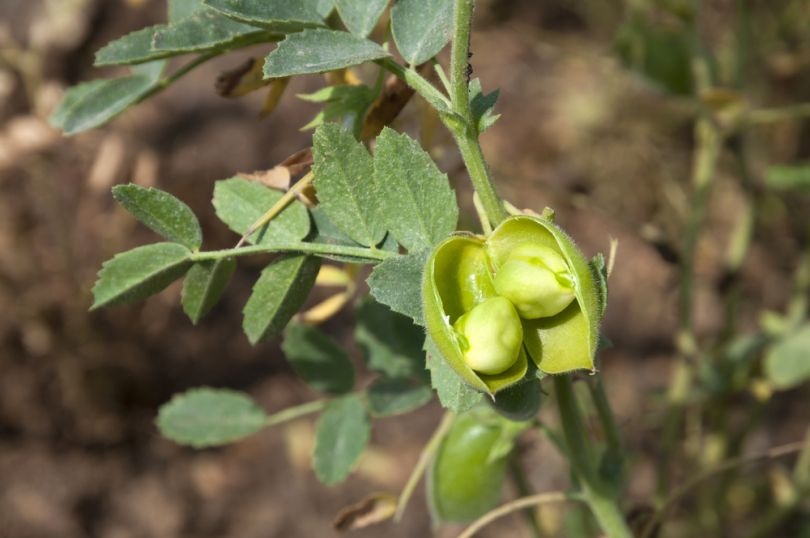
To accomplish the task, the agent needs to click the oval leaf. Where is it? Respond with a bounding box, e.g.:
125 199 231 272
367 249 429 325
212 177 310 244
181 258 237 324
334 0 388 37
113 184 202 250
313 123 386 247
203 0 324 32
373 127 458 252
243 255 321 344
94 25 172 66
314 394 370 485
281 322 355 394
156 387 268 448
91 242 192 310
355 299 426 379
263 28 390 78
153 8 269 53
367 377 432 417
391 0 453 65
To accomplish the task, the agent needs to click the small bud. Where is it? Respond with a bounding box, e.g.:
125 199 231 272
454 297 523 375
493 243 575 319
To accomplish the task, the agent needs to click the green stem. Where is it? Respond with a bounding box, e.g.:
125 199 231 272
447 0 507 227
394 411 455 521
265 399 326 427
554 377 632 538
139 51 221 102
588 373 623 460
377 58 452 112
190 242 395 263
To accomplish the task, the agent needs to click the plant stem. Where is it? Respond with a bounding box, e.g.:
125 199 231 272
588 373 623 460
553 376 632 538
457 491 579 538
139 51 221 103
377 58 452 111
265 399 327 427
394 411 455 521
447 0 508 227
190 242 394 263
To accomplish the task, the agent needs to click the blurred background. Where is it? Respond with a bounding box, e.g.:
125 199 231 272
1 0 809 536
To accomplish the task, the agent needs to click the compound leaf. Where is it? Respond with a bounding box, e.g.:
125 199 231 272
112 184 202 250
314 394 370 485
91 242 192 310
157 387 268 448
264 28 389 78
242 255 321 344
373 128 458 251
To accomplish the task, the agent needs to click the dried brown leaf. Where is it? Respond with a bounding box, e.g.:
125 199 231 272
333 493 397 532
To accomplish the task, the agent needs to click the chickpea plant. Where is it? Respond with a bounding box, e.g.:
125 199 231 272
51 0 633 536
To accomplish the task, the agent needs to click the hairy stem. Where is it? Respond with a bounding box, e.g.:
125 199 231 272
191 242 394 263
265 399 326 427
447 0 507 227
554 377 632 538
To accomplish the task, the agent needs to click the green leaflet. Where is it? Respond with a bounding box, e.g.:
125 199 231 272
299 83 380 139
152 7 271 53
168 0 205 23
242 255 321 344
281 322 355 395
313 394 370 485
91 242 192 310
355 299 426 379
156 387 267 448
367 249 429 325
425 336 483 413
390 0 453 65
212 177 310 244
94 25 171 66
112 184 202 250
373 128 458 252
334 0 388 37
203 0 324 32
181 258 237 324
312 123 386 247
764 324 810 390
367 377 432 417
469 78 501 134
50 62 165 135
264 28 389 78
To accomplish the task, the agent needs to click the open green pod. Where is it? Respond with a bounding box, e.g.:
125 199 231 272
422 235 528 396
487 216 600 374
